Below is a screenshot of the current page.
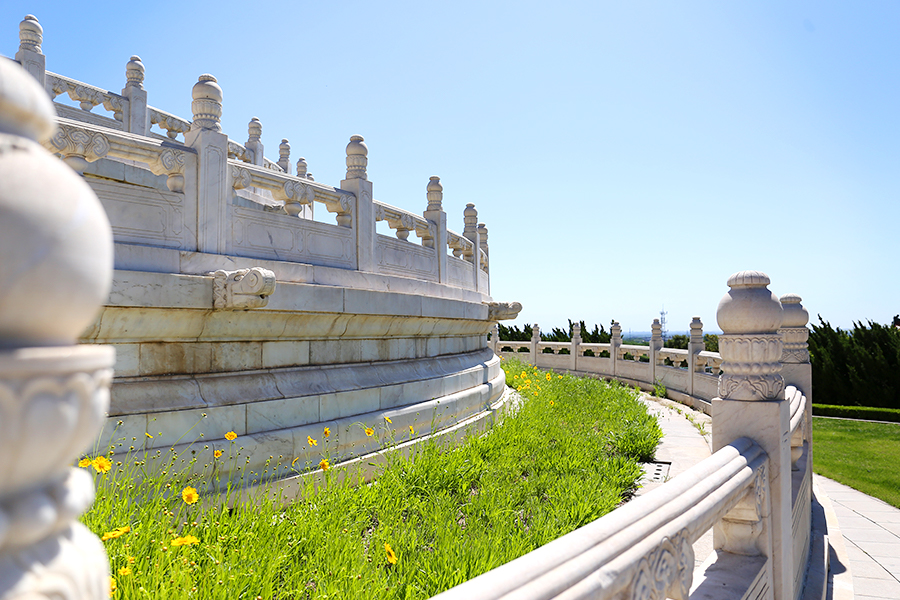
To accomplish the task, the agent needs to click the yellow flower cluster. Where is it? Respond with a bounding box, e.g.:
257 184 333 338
101 526 131 541
80 456 112 474
224 431 237 441
171 534 199 547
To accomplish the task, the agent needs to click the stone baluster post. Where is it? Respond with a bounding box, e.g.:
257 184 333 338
570 321 582 372
478 222 489 294
185 74 228 254
423 176 448 284
121 56 148 136
462 203 482 292
490 323 500 355
245 117 264 166
277 139 291 174
341 135 374 272
688 317 704 397
0 58 115 600
610 321 622 378
650 318 663 384
15 15 45 86
712 271 791 600
530 324 541 367
779 294 811 469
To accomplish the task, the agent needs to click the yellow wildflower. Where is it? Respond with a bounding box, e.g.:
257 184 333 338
323 427 331 438
365 427 374 437
92 456 112 474
291 457 300 466
546 373 552 381
145 432 153 438
78 457 91 468
385 542 398 565
126 556 135 564
224 431 237 441
550 400 555 406
384 415 392 424
118 567 132 576
109 577 117 596
319 459 330 471
171 534 199 547
182 486 199 505
307 435 318 447
558 375 562 379
101 526 131 541
409 425 415 435
213 449 223 459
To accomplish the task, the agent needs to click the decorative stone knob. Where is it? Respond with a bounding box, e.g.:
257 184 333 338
0 58 113 346
716 271 784 401
690 317 703 344
717 270 783 334
426 176 443 212
18 15 42 53
296 157 308 178
191 74 222 131
247 117 262 142
277 138 291 173
345 134 368 180
779 294 809 328
125 55 144 89
477 223 488 245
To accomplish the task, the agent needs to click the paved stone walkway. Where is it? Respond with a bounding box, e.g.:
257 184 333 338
816 475 900 600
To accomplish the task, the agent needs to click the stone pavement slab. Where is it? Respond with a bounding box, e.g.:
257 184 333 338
817 475 900 600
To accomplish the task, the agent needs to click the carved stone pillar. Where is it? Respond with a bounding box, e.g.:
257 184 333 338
530 324 541 367
0 57 115 600
15 15 45 86
423 176 448 284
245 117 265 166
477 222 489 294
570 322 581 372
342 135 373 272
277 138 291 174
711 271 791 600
650 318 663 383
185 74 229 255
610 321 622 378
462 204 481 291
121 56 148 136
779 294 812 472
688 316 704 397
490 324 500 355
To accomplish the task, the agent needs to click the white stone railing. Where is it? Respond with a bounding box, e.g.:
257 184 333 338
9 14 491 295
434 437 770 600
481 273 821 600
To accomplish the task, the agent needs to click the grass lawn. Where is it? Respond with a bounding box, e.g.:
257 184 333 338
812 416 900 509
82 358 662 599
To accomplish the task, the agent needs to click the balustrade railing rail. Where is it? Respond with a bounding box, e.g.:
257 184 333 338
11 15 490 294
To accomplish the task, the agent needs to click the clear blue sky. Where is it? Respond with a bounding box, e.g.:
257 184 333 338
4 2 898 334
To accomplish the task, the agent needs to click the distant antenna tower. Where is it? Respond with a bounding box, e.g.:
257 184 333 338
660 307 668 342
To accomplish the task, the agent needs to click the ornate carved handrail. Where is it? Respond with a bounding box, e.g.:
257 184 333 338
42 117 192 192
148 106 191 140
433 438 769 600
229 159 353 225
45 71 126 122
447 230 474 259
374 200 434 244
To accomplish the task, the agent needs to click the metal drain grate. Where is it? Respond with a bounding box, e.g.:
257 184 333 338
642 461 671 483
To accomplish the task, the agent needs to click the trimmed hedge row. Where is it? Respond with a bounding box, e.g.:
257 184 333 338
812 403 900 423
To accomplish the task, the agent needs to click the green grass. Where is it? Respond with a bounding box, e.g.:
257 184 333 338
82 358 662 599
812 416 900 509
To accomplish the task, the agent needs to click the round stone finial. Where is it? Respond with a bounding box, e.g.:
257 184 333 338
427 176 442 192
477 223 488 243
279 139 290 157
717 270 783 334
345 135 368 180
426 176 443 211
346 134 368 156
463 203 478 230
191 74 222 131
296 157 308 178
780 293 809 328
0 59 113 347
248 117 262 142
19 15 42 53
125 55 145 88
0 57 56 141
